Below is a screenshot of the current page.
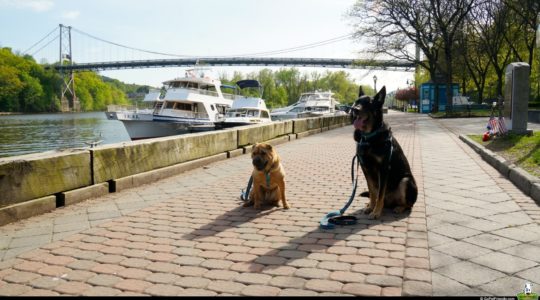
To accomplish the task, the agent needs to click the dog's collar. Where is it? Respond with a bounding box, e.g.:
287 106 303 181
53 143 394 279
356 125 393 168
265 172 271 188
358 124 387 142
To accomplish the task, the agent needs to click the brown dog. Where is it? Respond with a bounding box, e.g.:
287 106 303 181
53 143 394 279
350 86 417 219
243 143 289 210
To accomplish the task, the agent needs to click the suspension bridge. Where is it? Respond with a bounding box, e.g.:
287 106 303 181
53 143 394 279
24 24 416 112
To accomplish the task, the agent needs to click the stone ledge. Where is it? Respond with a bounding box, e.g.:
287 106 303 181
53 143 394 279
60 182 110 206
297 128 323 139
114 153 228 192
459 134 540 205
0 196 56 226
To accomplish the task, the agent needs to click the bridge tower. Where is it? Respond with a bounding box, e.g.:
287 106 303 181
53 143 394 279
59 24 80 112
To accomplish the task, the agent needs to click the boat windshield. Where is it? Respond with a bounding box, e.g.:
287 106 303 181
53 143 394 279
226 109 260 118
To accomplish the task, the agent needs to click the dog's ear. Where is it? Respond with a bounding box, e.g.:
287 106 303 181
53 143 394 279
373 86 386 108
358 86 365 98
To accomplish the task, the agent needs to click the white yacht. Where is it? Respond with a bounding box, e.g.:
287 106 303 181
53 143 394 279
270 90 341 120
220 80 272 128
107 68 237 140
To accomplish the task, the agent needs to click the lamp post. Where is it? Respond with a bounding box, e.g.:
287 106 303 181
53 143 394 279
373 75 377 92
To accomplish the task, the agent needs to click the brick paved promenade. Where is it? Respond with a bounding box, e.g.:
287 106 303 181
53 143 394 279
0 111 539 296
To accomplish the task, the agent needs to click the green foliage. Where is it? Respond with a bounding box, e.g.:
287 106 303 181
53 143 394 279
0 47 133 113
220 68 359 109
471 131 540 178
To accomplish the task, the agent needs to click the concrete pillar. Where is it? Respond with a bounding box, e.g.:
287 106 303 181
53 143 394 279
504 62 530 134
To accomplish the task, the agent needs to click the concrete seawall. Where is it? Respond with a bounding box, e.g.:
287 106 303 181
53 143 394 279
0 115 349 226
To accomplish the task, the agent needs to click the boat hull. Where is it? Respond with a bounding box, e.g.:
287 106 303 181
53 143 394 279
120 119 191 140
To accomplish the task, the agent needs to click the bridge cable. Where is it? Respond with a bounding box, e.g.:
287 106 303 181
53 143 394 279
23 26 59 54
71 26 354 58
71 27 194 58
229 34 353 57
30 35 59 57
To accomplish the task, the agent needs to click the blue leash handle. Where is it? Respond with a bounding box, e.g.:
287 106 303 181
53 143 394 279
320 154 360 229
240 175 253 201
339 154 360 215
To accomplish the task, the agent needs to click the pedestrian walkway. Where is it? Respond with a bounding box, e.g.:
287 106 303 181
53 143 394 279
0 111 538 296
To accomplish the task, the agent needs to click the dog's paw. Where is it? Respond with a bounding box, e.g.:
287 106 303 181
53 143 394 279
282 202 290 209
393 206 406 214
368 212 381 220
363 204 373 214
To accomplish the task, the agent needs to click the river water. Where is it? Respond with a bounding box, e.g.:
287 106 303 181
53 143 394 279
0 112 131 158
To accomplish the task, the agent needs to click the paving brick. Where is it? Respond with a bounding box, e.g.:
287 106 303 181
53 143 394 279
269 276 307 289
434 261 506 286
175 276 211 289
37 265 71 277
144 262 175 273
342 283 381 296
207 280 246 294
90 263 125 275
87 274 122 287
365 274 402 287
63 270 95 281
404 267 431 282
432 241 492 260
285 258 318 268
470 252 537 274
278 288 318 296
145 272 179 284
234 273 272 285
54 281 92 295
82 286 122 296
203 270 239 281
13 261 47 272
199 259 233 270
317 261 351 271
28 276 65 289
174 266 208 277
405 257 430 269
261 265 297 276
329 271 366 283
3 271 41 284
21 289 61 296
241 284 281 296
351 264 386 275
145 283 184 296
501 244 540 262
304 279 343 293
173 255 204 266
0 283 32 296
371 257 403 267
114 279 153 293
338 255 370 264
294 268 330 279
117 268 152 279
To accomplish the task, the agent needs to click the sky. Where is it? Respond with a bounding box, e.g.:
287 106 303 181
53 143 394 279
0 0 415 94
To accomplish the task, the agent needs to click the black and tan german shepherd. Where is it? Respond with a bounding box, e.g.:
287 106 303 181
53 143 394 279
350 86 417 219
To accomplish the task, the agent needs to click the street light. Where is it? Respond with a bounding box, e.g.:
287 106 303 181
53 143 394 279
373 75 377 92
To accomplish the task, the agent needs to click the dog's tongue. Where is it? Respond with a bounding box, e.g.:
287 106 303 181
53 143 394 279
354 118 365 130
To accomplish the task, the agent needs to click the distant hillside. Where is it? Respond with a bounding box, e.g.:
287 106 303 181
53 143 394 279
0 47 143 113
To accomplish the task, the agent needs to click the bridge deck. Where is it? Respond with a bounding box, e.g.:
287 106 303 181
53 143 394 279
1 111 539 296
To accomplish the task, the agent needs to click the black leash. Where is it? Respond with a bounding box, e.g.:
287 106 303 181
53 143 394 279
320 128 394 229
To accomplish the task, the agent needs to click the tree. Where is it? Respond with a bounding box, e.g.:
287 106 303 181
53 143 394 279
503 0 540 70
348 0 476 113
395 86 419 110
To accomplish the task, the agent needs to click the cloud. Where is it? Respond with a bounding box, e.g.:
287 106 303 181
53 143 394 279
62 10 80 19
0 0 54 12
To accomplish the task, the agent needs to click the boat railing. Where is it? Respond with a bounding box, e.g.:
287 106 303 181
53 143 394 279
171 87 240 101
161 110 210 120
